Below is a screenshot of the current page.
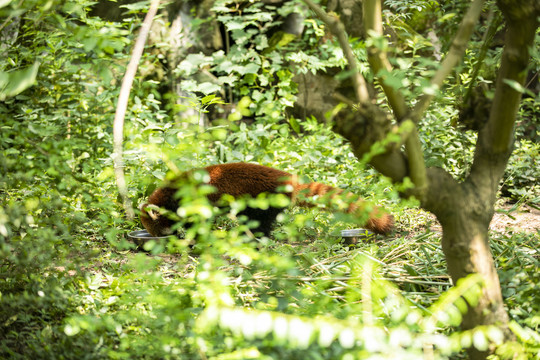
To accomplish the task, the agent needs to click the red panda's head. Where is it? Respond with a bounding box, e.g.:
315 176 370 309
140 203 175 237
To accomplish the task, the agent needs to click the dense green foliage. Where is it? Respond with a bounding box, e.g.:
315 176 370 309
1 0 538 359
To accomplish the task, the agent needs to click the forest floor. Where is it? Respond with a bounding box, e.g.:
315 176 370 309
117 200 539 266
420 202 540 235
489 202 540 233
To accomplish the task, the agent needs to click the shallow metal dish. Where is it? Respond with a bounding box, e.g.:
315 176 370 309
335 228 375 245
128 229 171 247
128 229 171 240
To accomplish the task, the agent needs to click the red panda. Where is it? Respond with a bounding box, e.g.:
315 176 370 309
140 162 394 237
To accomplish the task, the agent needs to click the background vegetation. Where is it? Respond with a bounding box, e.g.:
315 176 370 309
0 0 538 359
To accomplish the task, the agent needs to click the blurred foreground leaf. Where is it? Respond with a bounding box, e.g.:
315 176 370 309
0 62 40 100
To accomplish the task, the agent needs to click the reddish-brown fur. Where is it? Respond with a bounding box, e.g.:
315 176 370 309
141 162 394 237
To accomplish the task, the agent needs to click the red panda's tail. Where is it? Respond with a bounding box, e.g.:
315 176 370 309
289 180 394 235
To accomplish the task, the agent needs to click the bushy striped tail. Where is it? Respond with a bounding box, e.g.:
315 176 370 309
289 180 394 235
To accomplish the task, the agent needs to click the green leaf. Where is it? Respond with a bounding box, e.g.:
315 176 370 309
226 20 247 31
503 79 525 93
237 63 260 75
0 63 40 101
120 1 151 11
201 94 217 105
196 82 222 95
289 117 301 133
0 0 13 9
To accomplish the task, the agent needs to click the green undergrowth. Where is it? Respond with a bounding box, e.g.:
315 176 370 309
1 0 538 358
1 206 538 359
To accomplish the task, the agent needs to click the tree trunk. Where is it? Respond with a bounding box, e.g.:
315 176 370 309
440 208 508 330
421 5 537 357
440 214 507 359
422 168 509 359
298 1 538 357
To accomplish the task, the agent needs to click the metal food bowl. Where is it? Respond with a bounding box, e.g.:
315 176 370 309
336 228 375 245
128 229 172 247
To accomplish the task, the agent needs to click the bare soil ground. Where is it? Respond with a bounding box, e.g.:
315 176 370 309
402 202 539 238
490 203 540 233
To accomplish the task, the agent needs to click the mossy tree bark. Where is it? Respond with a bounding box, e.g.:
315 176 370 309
429 4 537 357
426 2 538 340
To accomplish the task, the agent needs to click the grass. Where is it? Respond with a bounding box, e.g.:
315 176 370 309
1 202 537 359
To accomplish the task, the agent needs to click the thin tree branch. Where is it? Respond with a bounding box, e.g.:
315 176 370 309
302 0 370 104
411 0 486 122
462 6 501 106
363 0 408 121
302 0 409 182
469 1 539 193
403 127 428 198
483 2 538 154
364 0 427 198
113 0 161 220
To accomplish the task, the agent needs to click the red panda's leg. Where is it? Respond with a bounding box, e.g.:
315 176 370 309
239 206 284 237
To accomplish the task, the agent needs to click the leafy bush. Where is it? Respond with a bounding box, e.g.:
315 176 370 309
1 0 539 359
501 140 540 202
